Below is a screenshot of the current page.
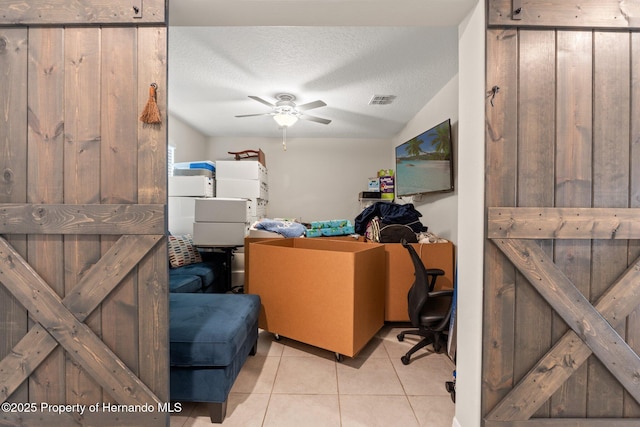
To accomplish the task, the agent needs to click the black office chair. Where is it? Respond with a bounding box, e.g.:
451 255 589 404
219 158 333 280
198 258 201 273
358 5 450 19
397 240 454 365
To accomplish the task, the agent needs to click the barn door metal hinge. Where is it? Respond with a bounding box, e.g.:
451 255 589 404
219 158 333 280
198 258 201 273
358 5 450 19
512 0 522 20
132 0 142 18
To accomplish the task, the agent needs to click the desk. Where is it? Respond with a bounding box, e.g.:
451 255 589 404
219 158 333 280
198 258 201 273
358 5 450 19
383 241 454 321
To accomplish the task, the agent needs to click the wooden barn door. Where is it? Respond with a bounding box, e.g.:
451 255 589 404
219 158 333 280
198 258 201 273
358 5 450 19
484 1 640 425
0 2 169 426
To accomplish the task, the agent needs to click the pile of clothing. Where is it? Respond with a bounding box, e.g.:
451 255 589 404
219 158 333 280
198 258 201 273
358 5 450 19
354 202 427 243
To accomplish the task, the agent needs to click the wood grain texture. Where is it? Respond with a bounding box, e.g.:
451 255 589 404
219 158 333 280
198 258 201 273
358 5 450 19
488 208 640 239
63 26 103 405
0 236 163 406
626 31 640 418
0 0 165 25
0 203 164 234
487 254 640 421
136 26 169 404
488 0 640 29
27 26 66 406
551 30 592 417
516 29 556 418
484 27 519 415
494 239 640 405
589 31 631 418
0 27 29 404
99 26 140 404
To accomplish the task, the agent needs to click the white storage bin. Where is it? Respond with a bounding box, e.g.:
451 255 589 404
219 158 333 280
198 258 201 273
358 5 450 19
216 160 267 181
216 179 268 200
194 198 248 223
168 197 196 235
169 176 215 197
193 222 248 246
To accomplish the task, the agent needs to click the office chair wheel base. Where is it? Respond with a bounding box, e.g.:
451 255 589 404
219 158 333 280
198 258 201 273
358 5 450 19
335 353 343 362
401 355 411 365
397 333 405 342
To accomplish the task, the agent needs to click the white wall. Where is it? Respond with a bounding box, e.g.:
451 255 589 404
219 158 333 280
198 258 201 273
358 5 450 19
454 2 484 427
168 113 209 162
392 76 459 244
206 136 391 222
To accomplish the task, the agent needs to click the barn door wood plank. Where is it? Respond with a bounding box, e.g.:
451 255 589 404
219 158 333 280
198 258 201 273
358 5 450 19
488 0 640 29
63 25 103 405
100 26 139 402
0 203 164 234
626 31 640 418
0 235 163 405
488 208 640 239
0 0 165 25
487 252 640 420
136 25 169 402
590 30 631 418
516 28 556 418
485 418 640 427
492 238 640 404
27 26 66 406
484 27 519 415
0 26 29 405
551 29 592 418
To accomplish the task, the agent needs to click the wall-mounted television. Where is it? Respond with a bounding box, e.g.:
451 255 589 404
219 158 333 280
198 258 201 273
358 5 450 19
395 118 454 198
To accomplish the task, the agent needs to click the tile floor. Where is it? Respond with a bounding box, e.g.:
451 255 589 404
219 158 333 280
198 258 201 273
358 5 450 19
170 325 456 427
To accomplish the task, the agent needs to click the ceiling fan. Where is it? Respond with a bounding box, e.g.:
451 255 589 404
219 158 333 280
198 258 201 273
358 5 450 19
235 93 332 127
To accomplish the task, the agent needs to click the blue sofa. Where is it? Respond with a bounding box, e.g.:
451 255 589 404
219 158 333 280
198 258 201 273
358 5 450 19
169 258 260 423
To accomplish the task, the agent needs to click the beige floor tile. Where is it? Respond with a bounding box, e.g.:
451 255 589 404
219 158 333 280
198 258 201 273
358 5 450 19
169 402 196 427
256 332 286 357
337 356 405 395
339 395 420 427
222 393 270 427
263 394 341 427
280 337 337 359
272 356 338 394
408 395 455 427
230 355 280 394
354 336 390 359
393 354 454 396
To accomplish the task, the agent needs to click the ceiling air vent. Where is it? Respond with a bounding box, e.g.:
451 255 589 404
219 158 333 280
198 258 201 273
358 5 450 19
369 95 396 105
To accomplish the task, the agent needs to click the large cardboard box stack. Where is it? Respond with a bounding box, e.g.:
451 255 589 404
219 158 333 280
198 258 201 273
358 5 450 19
247 238 385 358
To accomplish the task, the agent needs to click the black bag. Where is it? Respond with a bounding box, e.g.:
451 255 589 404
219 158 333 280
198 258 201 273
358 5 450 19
379 222 419 243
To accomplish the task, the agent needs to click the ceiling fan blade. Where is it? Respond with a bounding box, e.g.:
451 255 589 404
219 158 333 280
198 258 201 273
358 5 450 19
301 114 331 125
248 96 276 108
235 113 273 118
297 100 326 111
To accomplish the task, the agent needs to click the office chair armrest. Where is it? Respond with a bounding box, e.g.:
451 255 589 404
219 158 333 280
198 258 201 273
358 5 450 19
425 268 445 276
428 289 454 298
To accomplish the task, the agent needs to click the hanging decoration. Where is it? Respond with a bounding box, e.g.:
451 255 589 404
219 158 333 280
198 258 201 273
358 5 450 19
140 83 162 124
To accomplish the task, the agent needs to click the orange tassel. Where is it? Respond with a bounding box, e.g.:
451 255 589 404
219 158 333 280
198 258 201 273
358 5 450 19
140 83 162 124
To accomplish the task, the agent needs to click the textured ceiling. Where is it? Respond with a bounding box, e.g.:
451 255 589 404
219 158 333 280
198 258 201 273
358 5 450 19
168 1 477 139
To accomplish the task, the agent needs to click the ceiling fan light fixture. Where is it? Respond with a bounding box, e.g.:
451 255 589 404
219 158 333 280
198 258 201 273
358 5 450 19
273 113 298 128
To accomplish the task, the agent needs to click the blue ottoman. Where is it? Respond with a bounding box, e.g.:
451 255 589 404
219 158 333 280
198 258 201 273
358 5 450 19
170 292 260 423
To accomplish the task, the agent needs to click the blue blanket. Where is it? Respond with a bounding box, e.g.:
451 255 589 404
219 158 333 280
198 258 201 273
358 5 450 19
255 219 307 238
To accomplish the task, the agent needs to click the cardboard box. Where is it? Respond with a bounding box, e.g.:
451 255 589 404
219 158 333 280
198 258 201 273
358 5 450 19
216 160 267 181
193 222 248 246
169 176 215 197
247 238 385 357
168 196 196 236
216 179 268 199
194 197 249 222
383 241 454 321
